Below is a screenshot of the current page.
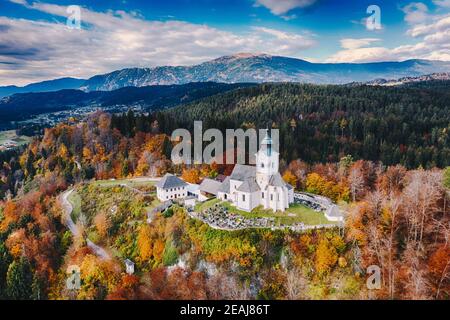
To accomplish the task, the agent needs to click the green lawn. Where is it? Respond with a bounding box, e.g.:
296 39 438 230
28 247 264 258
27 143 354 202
0 130 32 147
144 198 162 213
91 178 156 188
68 190 82 222
194 198 221 212
200 200 334 226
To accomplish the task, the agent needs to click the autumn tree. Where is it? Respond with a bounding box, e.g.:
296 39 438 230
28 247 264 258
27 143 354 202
181 168 201 184
137 224 152 263
315 236 338 276
444 167 450 189
428 245 450 299
94 212 110 238
282 170 298 189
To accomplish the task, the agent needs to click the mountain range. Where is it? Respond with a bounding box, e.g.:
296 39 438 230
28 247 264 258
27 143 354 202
2 53 450 97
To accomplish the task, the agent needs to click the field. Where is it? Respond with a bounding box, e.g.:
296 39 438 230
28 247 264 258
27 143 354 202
0 130 32 150
68 190 82 222
91 178 157 188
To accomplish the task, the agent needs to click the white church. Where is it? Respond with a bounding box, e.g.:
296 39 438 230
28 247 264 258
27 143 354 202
156 132 295 212
217 132 294 212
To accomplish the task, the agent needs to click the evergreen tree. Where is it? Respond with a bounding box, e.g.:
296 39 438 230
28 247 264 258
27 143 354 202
6 257 33 300
0 242 12 299
31 273 46 300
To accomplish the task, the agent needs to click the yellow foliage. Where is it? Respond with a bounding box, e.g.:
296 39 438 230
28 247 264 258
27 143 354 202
282 170 297 189
137 224 152 262
315 237 338 276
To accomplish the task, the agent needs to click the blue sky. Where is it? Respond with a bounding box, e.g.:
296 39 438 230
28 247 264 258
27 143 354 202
0 0 450 85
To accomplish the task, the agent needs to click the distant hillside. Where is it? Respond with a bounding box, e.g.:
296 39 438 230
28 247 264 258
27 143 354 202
157 81 450 168
0 82 254 123
2 53 450 97
0 77 85 98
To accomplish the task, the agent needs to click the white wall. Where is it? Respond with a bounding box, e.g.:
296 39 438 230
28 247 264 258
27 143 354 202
157 186 187 201
236 190 260 212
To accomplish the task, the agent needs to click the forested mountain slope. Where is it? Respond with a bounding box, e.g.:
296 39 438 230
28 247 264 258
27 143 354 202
156 83 450 168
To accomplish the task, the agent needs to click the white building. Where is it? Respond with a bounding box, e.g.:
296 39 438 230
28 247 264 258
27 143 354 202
156 173 188 201
217 132 294 212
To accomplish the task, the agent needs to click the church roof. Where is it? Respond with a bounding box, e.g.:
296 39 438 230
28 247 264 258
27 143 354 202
267 172 294 190
236 178 260 193
199 178 222 196
326 205 343 218
268 172 286 187
218 176 231 193
156 173 187 189
229 164 256 181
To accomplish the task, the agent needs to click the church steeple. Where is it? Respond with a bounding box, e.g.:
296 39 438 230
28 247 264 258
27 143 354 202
260 130 272 157
256 129 279 186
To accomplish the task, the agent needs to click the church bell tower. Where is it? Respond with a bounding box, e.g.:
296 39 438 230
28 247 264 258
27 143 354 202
256 130 279 186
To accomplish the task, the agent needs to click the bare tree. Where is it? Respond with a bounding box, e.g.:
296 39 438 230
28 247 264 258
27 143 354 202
349 166 365 202
284 267 308 300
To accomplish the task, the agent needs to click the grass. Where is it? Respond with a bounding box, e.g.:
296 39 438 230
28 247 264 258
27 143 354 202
68 190 82 222
91 178 156 188
199 200 335 226
194 198 221 212
0 130 32 148
144 198 162 213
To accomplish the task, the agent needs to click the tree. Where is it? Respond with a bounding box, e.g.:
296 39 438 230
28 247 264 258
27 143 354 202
315 237 338 276
181 168 201 184
282 170 298 189
0 242 12 298
6 257 33 300
348 166 365 202
137 224 152 263
94 212 110 238
31 273 46 300
444 167 450 189
428 245 450 299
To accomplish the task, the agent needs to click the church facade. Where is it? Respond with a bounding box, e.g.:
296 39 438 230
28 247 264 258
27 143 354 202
217 133 294 212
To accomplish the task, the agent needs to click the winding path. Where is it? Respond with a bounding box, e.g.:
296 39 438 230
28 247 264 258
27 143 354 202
60 189 111 260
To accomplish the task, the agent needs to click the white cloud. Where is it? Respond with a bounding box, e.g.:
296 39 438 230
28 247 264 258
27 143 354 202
402 2 429 24
327 5 450 63
0 1 316 86
254 0 316 15
340 38 381 50
433 0 450 8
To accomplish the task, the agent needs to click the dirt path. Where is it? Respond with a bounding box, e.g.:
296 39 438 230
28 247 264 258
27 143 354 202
60 189 111 260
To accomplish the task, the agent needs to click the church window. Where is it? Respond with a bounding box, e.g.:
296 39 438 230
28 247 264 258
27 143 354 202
262 192 264 199
270 194 273 201
242 194 246 201
261 163 264 168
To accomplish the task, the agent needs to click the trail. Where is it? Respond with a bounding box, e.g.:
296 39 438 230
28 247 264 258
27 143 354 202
60 189 111 260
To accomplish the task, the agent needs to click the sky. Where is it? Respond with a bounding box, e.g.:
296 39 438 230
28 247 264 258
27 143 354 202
0 0 450 86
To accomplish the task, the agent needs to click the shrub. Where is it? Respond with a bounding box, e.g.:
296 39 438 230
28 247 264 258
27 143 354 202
162 241 179 266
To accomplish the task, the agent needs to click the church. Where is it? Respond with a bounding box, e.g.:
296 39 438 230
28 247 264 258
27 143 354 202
217 132 294 212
